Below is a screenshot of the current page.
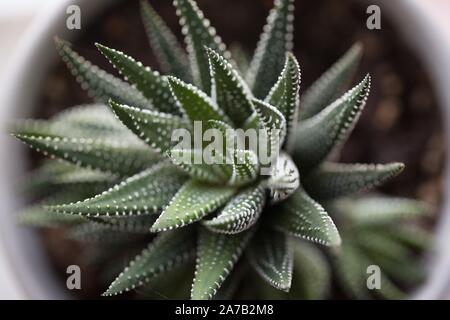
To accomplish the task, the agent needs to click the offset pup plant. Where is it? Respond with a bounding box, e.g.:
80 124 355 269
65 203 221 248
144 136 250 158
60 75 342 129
12 0 431 299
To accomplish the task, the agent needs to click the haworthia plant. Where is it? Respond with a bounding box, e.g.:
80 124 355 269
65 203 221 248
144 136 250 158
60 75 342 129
12 0 430 300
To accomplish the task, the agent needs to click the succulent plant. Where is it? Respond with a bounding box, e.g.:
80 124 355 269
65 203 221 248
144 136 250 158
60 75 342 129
12 0 431 300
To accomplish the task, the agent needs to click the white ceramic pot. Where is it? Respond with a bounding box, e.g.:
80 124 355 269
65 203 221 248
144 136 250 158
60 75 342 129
0 0 449 299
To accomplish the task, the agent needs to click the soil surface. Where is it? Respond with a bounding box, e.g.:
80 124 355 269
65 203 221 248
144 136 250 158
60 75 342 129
29 0 446 298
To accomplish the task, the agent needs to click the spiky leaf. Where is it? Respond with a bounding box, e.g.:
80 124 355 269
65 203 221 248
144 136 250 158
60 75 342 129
174 0 229 93
247 229 293 291
167 76 231 126
272 188 341 246
104 228 196 296
68 221 148 244
97 44 180 115
13 133 159 176
229 149 260 187
151 180 236 232
140 0 191 81
251 99 287 162
19 205 85 228
266 153 300 203
304 162 404 200
292 75 371 172
203 185 266 234
300 43 363 120
354 231 425 286
168 148 230 184
55 38 151 109
266 53 301 149
109 101 190 153
191 227 253 300
247 0 295 99
332 243 372 299
335 197 431 226
50 163 188 217
207 47 253 127
289 240 330 299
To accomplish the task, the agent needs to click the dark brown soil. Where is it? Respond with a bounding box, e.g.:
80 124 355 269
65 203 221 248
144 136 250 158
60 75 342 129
30 0 446 298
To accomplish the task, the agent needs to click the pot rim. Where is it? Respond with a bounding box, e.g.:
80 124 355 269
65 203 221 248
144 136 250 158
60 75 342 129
0 0 449 299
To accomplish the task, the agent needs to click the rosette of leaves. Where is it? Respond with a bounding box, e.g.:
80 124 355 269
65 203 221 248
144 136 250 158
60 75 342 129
12 0 431 300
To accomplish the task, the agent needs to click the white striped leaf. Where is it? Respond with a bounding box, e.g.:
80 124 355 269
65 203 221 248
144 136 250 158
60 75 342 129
266 53 301 150
304 162 405 200
55 38 151 110
50 163 188 217
292 75 371 172
272 188 341 247
191 226 253 300
266 153 300 204
140 0 191 81
97 44 180 115
300 43 363 120
203 185 266 234
13 133 160 176
247 229 293 291
109 101 190 153
206 47 254 127
247 0 295 99
150 180 236 232
174 0 230 93
103 228 196 296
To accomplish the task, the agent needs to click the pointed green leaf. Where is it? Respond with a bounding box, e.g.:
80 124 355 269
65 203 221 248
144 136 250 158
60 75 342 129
50 163 188 217
248 229 293 291
13 133 159 176
191 227 253 300
140 0 191 81
68 220 149 244
300 43 363 120
304 162 404 200
247 0 295 98
19 205 86 228
289 240 331 299
332 243 372 299
203 185 266 234
10 105 136 143
96 44 180 115
382 224 431 251
167 76 232 126
335 196 431 226
266 53 301 149
273 188 341 246
21 160 116 198
168 148 230 184
151 180 236 232
266 153 300 203
174 0 230 93
212 264 247 300
229 149 260 187
333 241 405 300
55 38 151 110
54 104 128 135
206 47 253 127
103 228 196 296
251 99 287 162
109 100 190 153
292 75 371 172
354 231 425 286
